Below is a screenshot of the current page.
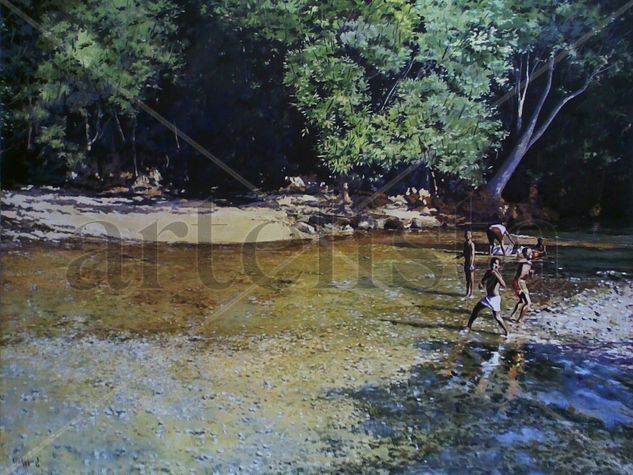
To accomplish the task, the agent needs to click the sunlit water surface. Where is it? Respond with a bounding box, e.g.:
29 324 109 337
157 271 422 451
1 230 632 473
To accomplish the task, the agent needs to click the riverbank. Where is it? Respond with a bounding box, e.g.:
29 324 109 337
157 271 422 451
1 187 441 245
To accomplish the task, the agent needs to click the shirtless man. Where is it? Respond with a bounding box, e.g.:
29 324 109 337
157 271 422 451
487 222 515 256
460 230 476 298
510 248 534 322
466 257 509 336
532 237 547 258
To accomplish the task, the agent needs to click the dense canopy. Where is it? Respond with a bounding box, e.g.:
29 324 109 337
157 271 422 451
1 0 631 219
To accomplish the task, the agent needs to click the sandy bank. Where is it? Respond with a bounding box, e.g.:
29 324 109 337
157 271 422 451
1 188 442 245
0 189 306 244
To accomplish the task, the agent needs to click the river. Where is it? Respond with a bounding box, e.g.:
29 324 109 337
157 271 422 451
1 230 632 473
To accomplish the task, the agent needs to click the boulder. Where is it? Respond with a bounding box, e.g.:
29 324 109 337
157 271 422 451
357 217 376 230
295 221 316 234
383 217 404 230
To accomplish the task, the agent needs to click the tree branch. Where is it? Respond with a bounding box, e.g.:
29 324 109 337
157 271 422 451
84 111 91 151
513 61 520 129
528 66 603 149
90 106 102 145
523 57 555 142
85 106 103 151
381 55 415 111
113 109 126 143
516 52 531 133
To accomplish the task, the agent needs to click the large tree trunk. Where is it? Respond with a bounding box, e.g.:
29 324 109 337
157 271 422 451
486 59 600 199
485 141 530 199
486 59 554 198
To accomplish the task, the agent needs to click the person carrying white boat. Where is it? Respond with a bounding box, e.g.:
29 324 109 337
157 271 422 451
486 222 516 256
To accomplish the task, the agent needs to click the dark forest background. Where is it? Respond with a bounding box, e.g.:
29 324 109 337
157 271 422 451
1 0 632 221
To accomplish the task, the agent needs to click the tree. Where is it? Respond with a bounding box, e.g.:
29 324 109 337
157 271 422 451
512 55 633 220
154 1 315 191
214 0 513 185
485 0 632 198
3 0 183 180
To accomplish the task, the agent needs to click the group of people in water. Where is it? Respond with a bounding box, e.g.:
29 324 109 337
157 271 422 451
459 223 547 336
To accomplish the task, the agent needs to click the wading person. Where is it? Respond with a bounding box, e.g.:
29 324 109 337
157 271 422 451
510 248 534 322
532 237 547 258
487 222 515 256
466 257 509 336
459 230 476 298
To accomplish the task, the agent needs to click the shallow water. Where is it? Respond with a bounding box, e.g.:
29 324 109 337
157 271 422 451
1 231 632 473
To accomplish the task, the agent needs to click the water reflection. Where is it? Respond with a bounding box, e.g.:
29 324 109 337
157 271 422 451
337 340 633 473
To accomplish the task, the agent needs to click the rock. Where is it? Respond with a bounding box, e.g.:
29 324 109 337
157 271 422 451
132 168 163 196
308 212 358 228
410 218 426 229
389 195 407 206
101 186 131 195
383 217 404 231
350 190 389 208
357 218 375 230
284 176 306 193
295 222 316 234
325 224 354 236
341 182 353 205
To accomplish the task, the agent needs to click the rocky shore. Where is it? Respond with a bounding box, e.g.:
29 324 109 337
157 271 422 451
1 187 441 245
524 277 633 353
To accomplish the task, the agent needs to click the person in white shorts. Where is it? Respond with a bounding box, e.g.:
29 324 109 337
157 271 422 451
466 257 509 336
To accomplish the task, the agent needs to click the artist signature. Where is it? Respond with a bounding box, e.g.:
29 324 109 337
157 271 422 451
11 456 41 468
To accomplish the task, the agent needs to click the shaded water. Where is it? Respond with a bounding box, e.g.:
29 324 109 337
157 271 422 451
340 340 633 473
1 231 632 473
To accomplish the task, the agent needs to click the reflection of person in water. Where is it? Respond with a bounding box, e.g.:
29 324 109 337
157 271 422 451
438 336 469 379
505 349 525 401
475 346 526 397
466 257 509 336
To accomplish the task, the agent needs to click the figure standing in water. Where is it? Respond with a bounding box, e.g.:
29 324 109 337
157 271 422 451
510 248 534 322
487 222 515 255
460 230 476 298
466 257 509 336
532 237 547 258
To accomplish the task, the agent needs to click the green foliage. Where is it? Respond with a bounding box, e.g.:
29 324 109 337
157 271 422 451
508 0 628 87
5 0 183 170
214 0 513 183
0 16 9 141
484 0 632 198
2 0 631 207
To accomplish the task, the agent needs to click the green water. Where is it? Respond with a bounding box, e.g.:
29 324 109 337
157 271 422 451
1 231 632 473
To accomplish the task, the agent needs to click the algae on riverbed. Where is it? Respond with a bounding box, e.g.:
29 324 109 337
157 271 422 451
1 231 632 473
